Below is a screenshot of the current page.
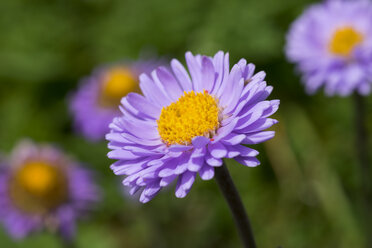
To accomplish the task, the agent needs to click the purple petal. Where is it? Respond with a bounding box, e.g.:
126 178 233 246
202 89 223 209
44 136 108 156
185 52 202 91
156 67 184 101
124 145 161 156
129 186 141 195
226 146 241 158
119 132 163 146
125 93 161 119
243 131 275 144
224 78 244 114
201 56 216 92
208 142 227 158
235 156 260 167
160 175 177 187
210 51 225 93
192 136 210 148
122 119 160 140
158 167 176 178
232 145 259 157
171 59 193 91
237 58 247 68
219 64 242 106
237 118 278 134
243 63 256 80
205 153 223 167
213 118 238 142
168 145 193 152
110 159 148 175
140 183 161 203
221 133 246 145
143 181 162 197
186 146 206 171
235 101 271 130
108 150 141 160
214 53 230 96
261 100 280 118
175 171 196 198
185 52 203 92
199 164 215 180
174 153 191 175
139 74 171 107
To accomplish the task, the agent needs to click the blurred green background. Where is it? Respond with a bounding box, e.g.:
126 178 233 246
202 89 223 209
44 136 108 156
0 0 371 247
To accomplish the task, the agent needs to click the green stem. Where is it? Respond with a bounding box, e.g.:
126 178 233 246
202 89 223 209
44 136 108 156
353 93 372 247
214 163 257 248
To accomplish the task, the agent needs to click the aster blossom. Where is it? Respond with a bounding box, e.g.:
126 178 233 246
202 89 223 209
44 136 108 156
286 0 372 96
0 141 100 240
70 59 162 141
107 51 279 203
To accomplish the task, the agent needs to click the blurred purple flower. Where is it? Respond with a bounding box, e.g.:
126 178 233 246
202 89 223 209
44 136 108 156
0 141 100 240
286 0 372 96
70 60 162 141
106 51 279 203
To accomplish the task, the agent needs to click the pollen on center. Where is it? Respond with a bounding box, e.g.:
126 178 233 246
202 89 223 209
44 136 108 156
329 26 364 57
9 160 68 213
16 161 59 196
157 90 220 145
100 68 139 107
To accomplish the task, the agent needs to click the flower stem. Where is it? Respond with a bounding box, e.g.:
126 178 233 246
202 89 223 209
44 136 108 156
353 93 370 193
214 163 256 248
353 93 372 247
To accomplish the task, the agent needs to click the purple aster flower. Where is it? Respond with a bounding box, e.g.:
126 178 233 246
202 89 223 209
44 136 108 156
0 141 100 240
70 60 162 141
286 0 372 96
106 51 279 203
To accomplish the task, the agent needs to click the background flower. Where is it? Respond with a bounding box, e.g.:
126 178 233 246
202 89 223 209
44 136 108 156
107 51 279 203
286 0 372 96
70 60 162 141
0 141 100 240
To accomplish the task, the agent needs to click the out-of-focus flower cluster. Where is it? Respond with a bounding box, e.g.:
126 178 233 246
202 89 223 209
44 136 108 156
286 0 372 96
70 60 163 141
0 140 100 240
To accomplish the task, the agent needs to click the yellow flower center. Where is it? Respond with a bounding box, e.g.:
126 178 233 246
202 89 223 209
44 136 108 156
100 68 139 107
9 161 67 213
329 26 364 57
157 90 220 145
17 162 58 196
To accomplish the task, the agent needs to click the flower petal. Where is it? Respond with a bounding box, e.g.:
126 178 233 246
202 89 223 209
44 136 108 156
156 67 184 101
125 93 161 119
185 52 202 91
192 136 210 148
175 171 196 198
235 156 260 167
171 59 193 92
243 131 276 144
208 142 228 159
199 164 215 180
